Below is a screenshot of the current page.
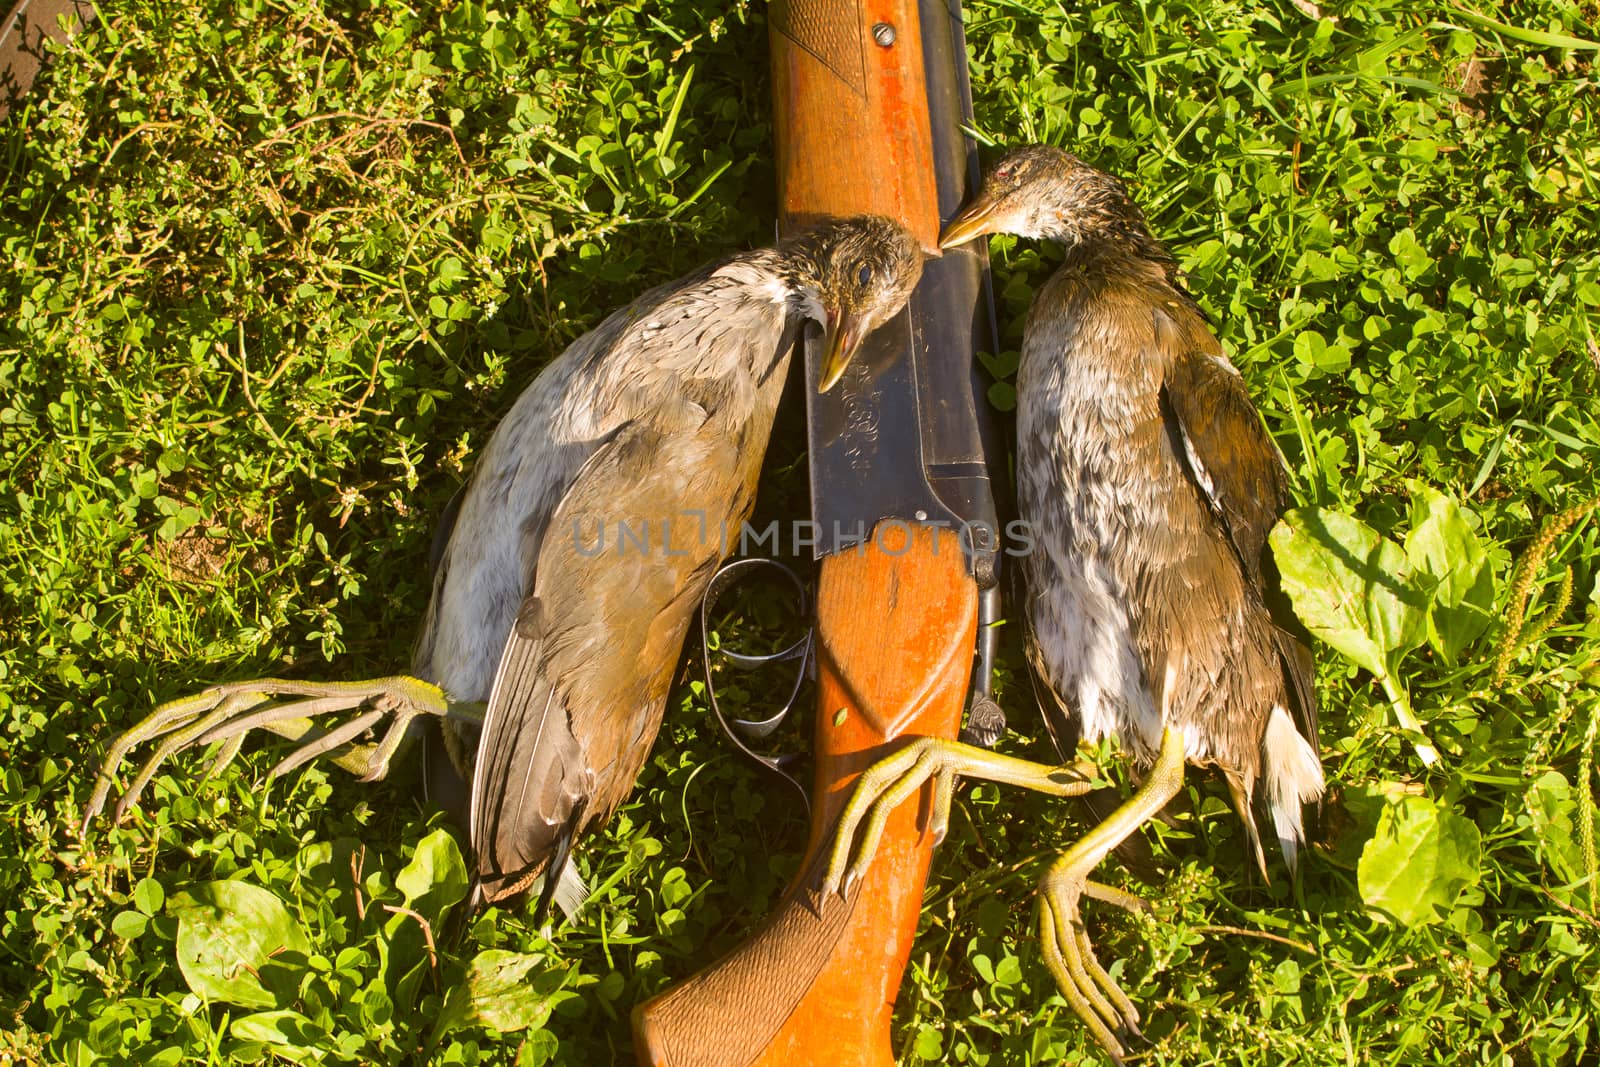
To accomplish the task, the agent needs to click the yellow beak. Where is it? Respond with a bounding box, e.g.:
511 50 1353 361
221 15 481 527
817 310 862 394
938 199 1001 250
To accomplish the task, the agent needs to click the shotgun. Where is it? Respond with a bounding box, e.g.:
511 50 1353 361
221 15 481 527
632 0 1001 1062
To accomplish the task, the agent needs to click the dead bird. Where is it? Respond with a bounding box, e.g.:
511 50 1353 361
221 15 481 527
824 146 1320 1062
84 215 924 920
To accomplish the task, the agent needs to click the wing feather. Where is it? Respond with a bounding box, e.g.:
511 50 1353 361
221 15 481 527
1162 342 1319 754
468 418 755 901
1162 347 1286 581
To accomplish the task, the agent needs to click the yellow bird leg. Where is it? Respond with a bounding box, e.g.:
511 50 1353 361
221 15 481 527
1038 725 1186 1064
822 736 1101 897
81 675 481 833
818 724 1189 1065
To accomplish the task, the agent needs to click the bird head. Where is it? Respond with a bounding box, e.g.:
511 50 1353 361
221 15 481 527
939 144 1144 250
789 215 923 393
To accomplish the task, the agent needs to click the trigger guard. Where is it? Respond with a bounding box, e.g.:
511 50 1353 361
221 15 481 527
699 557 814 812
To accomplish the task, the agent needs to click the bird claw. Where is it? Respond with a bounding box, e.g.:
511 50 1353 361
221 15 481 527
821 735 1102 900
81 675 466 833
821 737 960 899
1038 868 1146 1063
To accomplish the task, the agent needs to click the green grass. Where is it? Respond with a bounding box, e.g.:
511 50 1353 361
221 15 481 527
2 0 1597 1063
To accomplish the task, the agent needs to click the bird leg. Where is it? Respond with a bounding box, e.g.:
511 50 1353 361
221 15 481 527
822 726 1186 1065
82 676 485 832
1038 726 1185 1064
821 737 1105 897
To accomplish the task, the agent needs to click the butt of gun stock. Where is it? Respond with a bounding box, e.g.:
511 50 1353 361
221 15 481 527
633 525 976 1067
768 0 941 250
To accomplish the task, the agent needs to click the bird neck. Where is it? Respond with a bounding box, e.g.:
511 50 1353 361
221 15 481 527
775 239 830 323
1055 213 1178 286
1039 178 1176 281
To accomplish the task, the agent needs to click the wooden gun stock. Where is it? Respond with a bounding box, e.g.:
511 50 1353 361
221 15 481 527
769 0 941 250
634 527 974 1067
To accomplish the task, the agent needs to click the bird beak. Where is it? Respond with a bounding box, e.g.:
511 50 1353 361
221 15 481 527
817 308 862 394
938 198 1001 250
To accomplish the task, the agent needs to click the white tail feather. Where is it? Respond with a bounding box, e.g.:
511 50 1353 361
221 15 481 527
545 855 590 923
1263 705 1323 874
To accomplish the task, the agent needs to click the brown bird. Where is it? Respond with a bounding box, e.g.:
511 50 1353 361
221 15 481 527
823 146 1321 1062
85 215 923 918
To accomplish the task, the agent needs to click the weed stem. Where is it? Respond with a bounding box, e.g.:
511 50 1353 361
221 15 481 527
1380 671 1440 766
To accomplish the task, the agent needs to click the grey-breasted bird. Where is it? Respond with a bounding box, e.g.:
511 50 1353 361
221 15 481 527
822 146 1321 1062
85 215 923 918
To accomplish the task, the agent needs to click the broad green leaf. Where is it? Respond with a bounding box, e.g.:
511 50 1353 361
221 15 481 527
1404 486 1495 661
431 950 569 1040
396 828 470 922
379 907 434 1016
995 955 1023 987
168 880 311 1009
1364 536 1423 665
230 1010 329 1064
1270 508 1426 676
519 1029 560 1067
377 895 432 1016
1358 795 1482 926
1525 771 1594 889
385 830 470 1016
359 981 395 1031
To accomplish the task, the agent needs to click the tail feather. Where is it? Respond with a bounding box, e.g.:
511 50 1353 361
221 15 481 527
1263 704 1324 875
469 599 586 902
1226 772 1270 881
534 796 588 925
543 854 591 924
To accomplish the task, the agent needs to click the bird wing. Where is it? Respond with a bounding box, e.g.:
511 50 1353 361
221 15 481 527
467 416 751 903
1160 338 1318 749
570 252 789 435
1160 344 1287 582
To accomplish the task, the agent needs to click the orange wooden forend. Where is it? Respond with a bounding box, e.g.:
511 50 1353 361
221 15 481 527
804 522 975 851
632 525 976 1067
770 0 941 251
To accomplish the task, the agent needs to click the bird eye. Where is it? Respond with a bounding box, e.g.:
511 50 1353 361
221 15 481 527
857 264 873 286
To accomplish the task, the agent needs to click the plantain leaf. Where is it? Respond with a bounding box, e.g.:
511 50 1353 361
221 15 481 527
168 880 311 1009
1404 485 1496 662
230 1010 329 1064
431 950 570 1042
395 828 470 923
1358 795 1482 926
1270 508 1427 677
